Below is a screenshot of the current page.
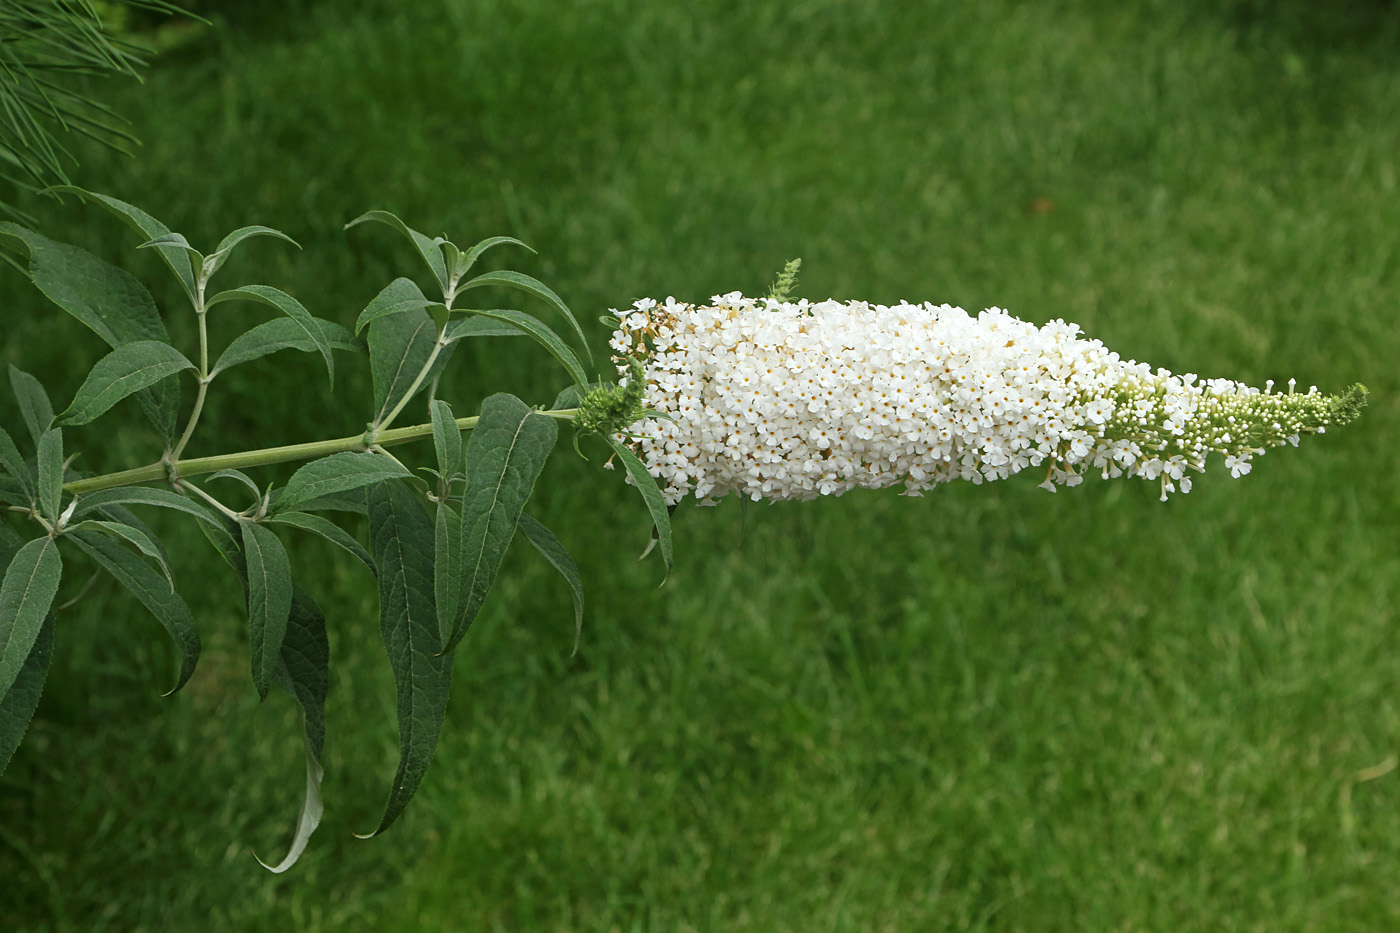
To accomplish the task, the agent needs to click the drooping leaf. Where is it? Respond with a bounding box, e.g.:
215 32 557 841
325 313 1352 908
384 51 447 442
605 436 673 579
211 317 360 377
8 365 54 445
0 611 52 777
69 529 198 695
345 210 449 295
208 469 264 509
444 316 525 340
255 583 328 873
516 512 585 654
137 232 203 271
268 511 375 574
72 486 223 528
0 537 62 699
67 519 174 589
206 285 335 388
457 269 590 362
274 452 411 515
368 308 439 422
36 428 62 524
459 308 587 388
56 341 195 427
456 235 532 282
43 188 199 303
447 393 559 653
205 225 299 280
0 427 33 502
240 521 293 700
430 399 463 485
360 479 454 838
354 277 445 335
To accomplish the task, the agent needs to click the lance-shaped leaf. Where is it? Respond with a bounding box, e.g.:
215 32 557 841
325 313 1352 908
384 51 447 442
434 503 462 656
43 187 198 304
516 512 584 654
0 537 62 700
460 309 587 388
455 235 532 282
444 316 525 340
57 341 195 427
68 519 174 589
430 399 463 484
368 308 440 422
205 225 299 281
211 316 360 377
457 270 590 362
255 583 328 873
361 479 454 838
275 452 411 515
72 486 223 528
69 529 198 695
446 393 559 653
605 436 673 579
240 521 293 700
0 526 54 775
268 511 375 574
207 469 263 507
355 277 446 335
8 365 54 446
0 427 33 502
206 286 335 389
36 428 62 524
345 210 449 295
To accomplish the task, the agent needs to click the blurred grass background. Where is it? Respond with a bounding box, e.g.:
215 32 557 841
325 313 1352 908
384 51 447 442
1 0 1398 929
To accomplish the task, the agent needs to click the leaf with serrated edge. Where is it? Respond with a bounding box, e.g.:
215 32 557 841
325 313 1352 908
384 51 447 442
457 269 590 362
72 486 222 527
8 365 54 446
605 436 673 579
517 512 585 654
68 519 174 589
355 277 445 335
69 529 198 694
275 452 411 515
0 427 33 502
57 341 195 427
212 317 360 377
255 584 328 873
462 308 587 387
36 428 62 524
240 521 293 700
0 527 53 775
0 537 62 699
447 393 558 652
360 479 453 837
345 211 449 295
207 286 335 389
268 512 375 574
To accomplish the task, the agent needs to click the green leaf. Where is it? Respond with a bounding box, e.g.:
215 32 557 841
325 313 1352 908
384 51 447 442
361 479 454 838
56 341 195 427
447 393 559 653
36 428 62 524
459 308 587 388
516 512 584 654
0 476 31 508
208 469 264 508
457 269 590 362
268 511 375 574
255 584 328 873
0 537 62 700
43 187 198 304
0 612 52 777
69 529 199 695
67 519 174 590
605 436 673 579
272 488 370 515
444 316 525 340
430 399 463 485
72 486 223 528
434 503 462 651
345 210 449 295
211 316 361 377
8 365 54 446
0 427 34 503
275 452 411 515
240 521 293 700
205 225 299 281
368 308 441 422
456 235 532 282
354 277 446 336
207 285 335 389
137 231 204 272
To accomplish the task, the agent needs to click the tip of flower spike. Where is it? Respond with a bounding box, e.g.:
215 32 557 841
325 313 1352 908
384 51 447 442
1335 383 1369 425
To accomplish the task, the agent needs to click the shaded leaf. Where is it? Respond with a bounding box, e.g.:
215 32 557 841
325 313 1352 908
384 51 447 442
457 269 589 361
268 511 375 574
360 479 453 837
0 427 33 502
430 399 463 485
460 308 587 388
207 285 335 388
73 486 223 528
447 393 558 653
43 187 198 303
517 512 584 654
0 537 61 700
368 308 439 422
0 611 52 777
354 277 445 335
69 529 198 695
36 428 62 524
275 452 411 515
56 341 194 427
240 521 293 700
433 504 461 654
68 519 174 589
605 436 673 578
8 364 54 446
345 210 449 294
211 316 360 377
208 469 264 507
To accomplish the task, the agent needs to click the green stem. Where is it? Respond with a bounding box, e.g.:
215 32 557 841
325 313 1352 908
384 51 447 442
171 303 211 460
62 408 580 496
372 335 447 435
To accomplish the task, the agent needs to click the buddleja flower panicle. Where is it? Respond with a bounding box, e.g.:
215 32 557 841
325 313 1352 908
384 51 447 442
607 294 1364 505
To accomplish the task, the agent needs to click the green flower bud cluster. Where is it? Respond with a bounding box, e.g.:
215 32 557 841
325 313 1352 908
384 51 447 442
574 357 650 438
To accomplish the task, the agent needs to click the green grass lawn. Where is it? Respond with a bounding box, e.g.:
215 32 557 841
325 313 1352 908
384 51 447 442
2 0 1398 929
